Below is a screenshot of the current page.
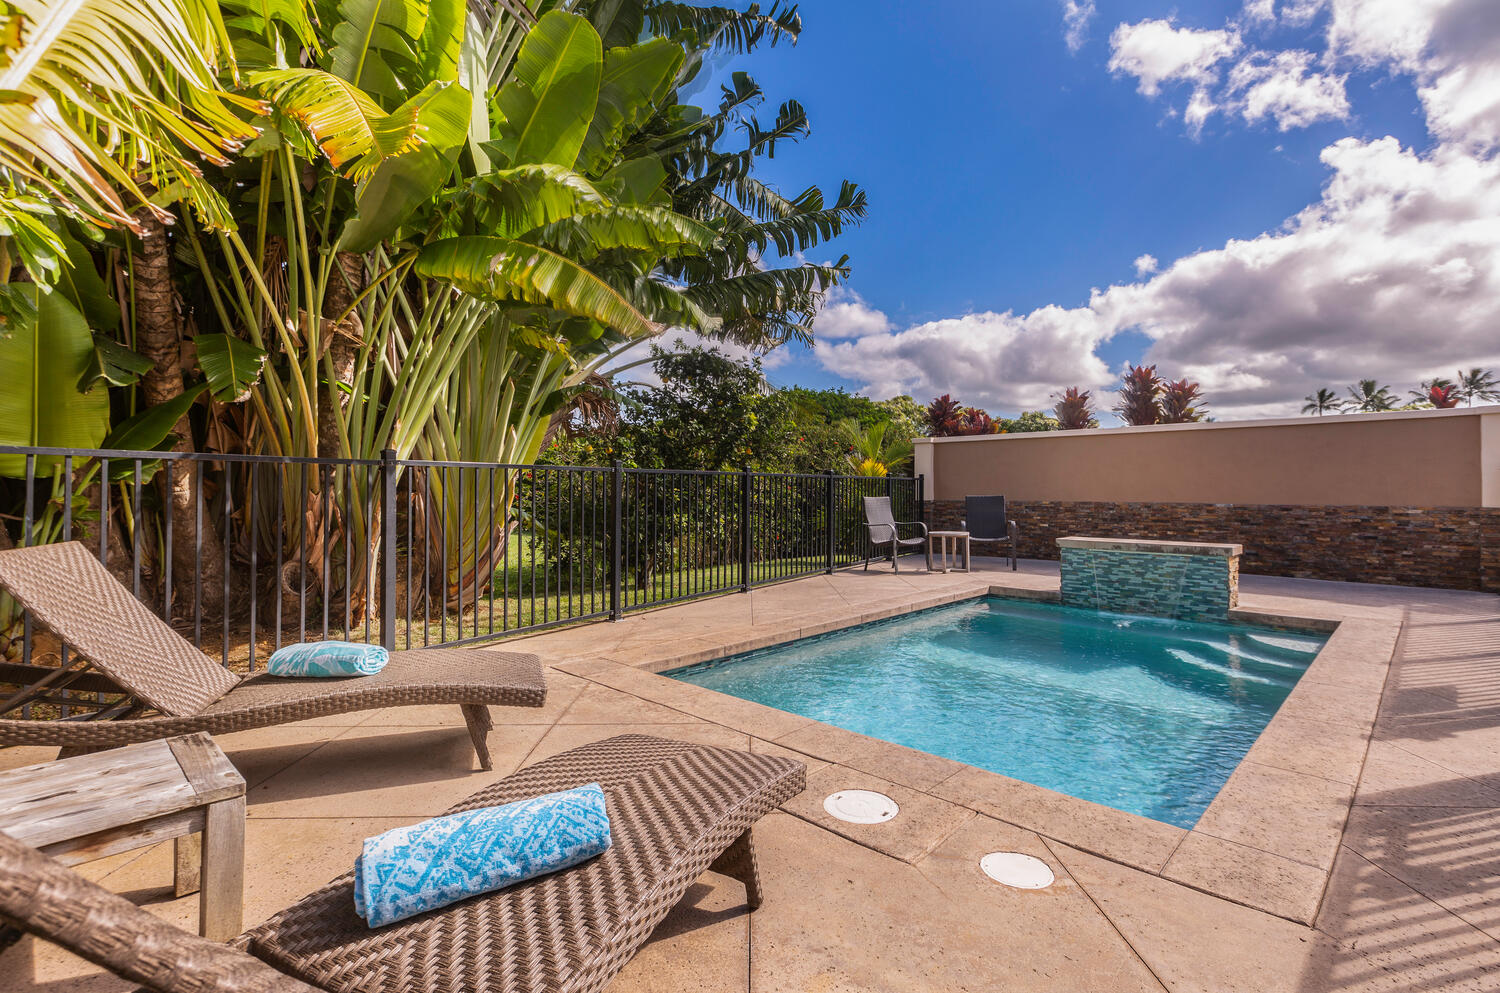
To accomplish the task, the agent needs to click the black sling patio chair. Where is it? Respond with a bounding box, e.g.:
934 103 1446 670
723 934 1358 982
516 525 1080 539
963 495 1020 570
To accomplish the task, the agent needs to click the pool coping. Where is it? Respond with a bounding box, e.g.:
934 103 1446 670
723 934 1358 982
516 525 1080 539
546 574 1400 926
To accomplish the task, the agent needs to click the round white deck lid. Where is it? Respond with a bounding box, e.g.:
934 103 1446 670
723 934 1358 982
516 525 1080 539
980 852 1055 889
823 789 898 824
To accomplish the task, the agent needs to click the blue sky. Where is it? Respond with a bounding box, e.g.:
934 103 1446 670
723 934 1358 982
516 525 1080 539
697 1 1500 420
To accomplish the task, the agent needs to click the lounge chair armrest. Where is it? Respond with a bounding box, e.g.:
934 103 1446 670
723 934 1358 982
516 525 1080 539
868 522 898 542
1008 520 1019 540
0 833 317 993
896 521 928 538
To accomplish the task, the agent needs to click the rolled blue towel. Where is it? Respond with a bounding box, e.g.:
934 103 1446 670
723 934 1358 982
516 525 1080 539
353 783 612 927
266 641 389 677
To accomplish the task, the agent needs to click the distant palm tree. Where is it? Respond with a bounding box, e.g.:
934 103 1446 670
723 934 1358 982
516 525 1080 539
1345 379 1397 412
1302 388 1341 415
1457 368 1500 406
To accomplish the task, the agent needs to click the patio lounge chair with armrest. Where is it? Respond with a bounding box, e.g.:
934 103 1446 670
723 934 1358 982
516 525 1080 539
862 496 930 572
0 541 545 769
0 734 806 993
963 495 1020 571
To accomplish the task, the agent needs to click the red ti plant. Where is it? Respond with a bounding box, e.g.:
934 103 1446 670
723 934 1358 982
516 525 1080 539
925 394 966 436
1427 383 1461 408
962 408 996 434
1113 364 1163 426
1160 378 1208 423
1052 387 1097 430
925 395 998 435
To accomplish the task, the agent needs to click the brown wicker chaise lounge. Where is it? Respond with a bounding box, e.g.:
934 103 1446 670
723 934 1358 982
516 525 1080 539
0 542 545 769
0 734 805 993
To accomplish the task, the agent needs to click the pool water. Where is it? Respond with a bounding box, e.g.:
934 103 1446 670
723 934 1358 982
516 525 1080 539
667 597 1326 827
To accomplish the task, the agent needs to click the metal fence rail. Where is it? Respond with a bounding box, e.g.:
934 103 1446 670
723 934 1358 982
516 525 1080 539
0 446 921 711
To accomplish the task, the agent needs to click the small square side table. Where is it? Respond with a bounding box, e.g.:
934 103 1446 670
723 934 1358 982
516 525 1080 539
0 732 245 939
929 530 971 573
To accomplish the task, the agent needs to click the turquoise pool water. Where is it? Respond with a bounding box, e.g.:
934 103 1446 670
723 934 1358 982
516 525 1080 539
667 597 1326 827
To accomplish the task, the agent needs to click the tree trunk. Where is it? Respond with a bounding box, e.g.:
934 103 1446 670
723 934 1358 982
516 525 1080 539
317 251 365 459
316 252 369 621
133 208 225 614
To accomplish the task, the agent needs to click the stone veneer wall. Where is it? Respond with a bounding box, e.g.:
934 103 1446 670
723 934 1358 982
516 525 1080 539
924 499 1500 593
1059 547 1238 621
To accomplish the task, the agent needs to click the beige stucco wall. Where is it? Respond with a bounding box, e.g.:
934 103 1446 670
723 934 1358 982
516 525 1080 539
917 408 1500 508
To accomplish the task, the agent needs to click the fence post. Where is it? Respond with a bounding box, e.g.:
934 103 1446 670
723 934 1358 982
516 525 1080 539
740 465 751 592
610 460 623 621
380 449 398 651
824 469 836 574
917 473 925 528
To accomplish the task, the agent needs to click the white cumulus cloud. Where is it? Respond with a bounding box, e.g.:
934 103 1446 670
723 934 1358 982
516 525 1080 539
811 286 892 339
811 1 1500 421
1109 18 1243 97
1227 50 1349 130
814 137 1500 419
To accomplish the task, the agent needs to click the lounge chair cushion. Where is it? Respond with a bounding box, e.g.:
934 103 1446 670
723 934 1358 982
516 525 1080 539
267 642 389 678
353 784 612 927
0 542 239 716
241 735 804 993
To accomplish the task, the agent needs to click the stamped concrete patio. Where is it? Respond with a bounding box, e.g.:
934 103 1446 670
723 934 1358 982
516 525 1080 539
4 558 1500 992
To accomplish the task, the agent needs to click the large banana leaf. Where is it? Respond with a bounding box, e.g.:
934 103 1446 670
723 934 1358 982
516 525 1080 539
577 38 682 175
491 10 602 168
196 333 269 402
598 155 668 204
521 204 715 259
327 0 427 103
458 164 609 236
416 0 464 82
0 285 110 475
338 81 471 250
54 230 119 330
80 334 152 390
414 236 651 337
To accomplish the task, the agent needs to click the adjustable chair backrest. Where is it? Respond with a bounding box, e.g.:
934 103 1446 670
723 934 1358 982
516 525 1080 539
964 496 1010 540
0 542 238 717
862 496 897 542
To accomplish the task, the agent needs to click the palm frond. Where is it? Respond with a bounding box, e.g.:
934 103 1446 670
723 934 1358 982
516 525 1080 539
0 0 260 232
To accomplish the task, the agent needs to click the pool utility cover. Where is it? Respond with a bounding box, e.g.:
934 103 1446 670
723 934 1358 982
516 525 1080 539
980 852 1055 889
824 790 898 824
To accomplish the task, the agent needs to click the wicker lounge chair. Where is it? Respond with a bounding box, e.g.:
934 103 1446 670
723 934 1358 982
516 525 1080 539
0 734 804 993
963 495 1020 571
861 495 930 572
0 542 545 769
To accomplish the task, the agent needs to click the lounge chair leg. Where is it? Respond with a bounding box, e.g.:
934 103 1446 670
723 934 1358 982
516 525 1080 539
710 829 763 910
460 704 494 771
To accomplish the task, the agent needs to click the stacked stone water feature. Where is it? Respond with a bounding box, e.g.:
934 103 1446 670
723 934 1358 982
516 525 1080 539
1057 537 1242 622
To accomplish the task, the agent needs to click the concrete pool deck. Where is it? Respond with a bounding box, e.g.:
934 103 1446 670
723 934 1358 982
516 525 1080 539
4 559 1500 991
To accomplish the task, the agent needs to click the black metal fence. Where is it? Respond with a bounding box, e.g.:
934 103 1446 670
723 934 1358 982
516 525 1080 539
0 446 921 685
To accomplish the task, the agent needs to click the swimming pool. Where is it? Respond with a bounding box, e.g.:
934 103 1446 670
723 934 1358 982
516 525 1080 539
666 597 1326 827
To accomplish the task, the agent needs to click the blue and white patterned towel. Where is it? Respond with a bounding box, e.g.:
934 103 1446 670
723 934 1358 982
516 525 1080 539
265 641 389 677
353 783 612 927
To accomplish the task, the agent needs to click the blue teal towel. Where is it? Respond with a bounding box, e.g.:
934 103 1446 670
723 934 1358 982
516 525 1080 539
266 641 389 677
353 784 612 927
